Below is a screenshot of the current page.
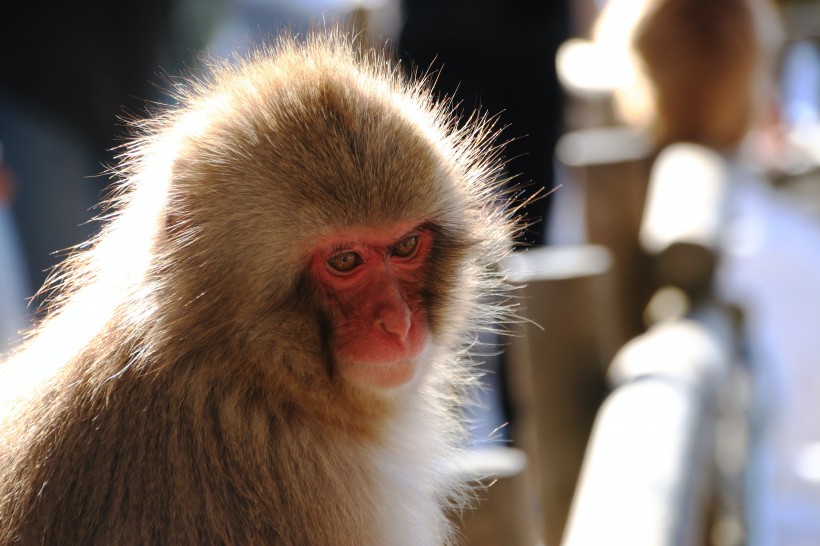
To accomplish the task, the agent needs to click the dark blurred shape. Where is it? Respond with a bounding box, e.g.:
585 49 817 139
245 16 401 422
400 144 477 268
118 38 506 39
399 0 570 247
0 0 221 295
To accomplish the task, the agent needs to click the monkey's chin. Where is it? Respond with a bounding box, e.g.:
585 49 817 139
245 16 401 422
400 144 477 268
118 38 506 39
338 341 433 390
338 359 417 389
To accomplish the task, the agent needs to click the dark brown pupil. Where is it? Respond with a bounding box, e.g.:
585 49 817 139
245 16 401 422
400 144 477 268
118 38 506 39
392 235 418 257
328 251 361 272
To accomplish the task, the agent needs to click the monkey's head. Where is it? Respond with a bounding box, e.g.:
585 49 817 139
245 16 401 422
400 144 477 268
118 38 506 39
110 33 513 401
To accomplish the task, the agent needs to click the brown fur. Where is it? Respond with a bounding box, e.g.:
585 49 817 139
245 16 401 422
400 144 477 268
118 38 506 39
0 31 514 545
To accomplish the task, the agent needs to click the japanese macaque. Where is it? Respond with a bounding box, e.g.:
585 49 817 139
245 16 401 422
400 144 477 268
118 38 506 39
0 31 515 545
594 0 781 148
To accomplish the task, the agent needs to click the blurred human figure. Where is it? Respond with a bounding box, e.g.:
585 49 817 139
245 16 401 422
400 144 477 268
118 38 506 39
562 0 782 150
630 0 781 149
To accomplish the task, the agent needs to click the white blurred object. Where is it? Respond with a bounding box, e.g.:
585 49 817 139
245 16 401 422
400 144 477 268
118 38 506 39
795 443 820 483
718 168 820 546
565 319 728 546
641 144 728 253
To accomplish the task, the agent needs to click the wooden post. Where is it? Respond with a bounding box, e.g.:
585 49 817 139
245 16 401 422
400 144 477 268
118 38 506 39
503 245 626 545
453 447 539 546
557 127 656 337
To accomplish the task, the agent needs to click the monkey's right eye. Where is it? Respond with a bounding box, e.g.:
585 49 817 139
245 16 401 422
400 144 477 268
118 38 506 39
327 251 363 273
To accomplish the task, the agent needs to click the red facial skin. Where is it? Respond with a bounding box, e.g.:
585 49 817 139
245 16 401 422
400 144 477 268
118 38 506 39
310 224 431 389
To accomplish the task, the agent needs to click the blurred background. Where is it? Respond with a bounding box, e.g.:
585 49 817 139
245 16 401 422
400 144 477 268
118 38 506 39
1 0 819 545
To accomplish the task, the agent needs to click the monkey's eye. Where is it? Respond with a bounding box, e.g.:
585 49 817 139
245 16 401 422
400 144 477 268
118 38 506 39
327 251 363 273
391 235 419 258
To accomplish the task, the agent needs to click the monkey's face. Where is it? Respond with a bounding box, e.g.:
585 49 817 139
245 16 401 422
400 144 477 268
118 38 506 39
156 55 502 400
309 222 433 390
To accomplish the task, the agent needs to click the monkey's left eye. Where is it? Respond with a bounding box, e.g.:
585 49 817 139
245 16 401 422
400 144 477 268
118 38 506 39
391 235 419 258
327 251 363 273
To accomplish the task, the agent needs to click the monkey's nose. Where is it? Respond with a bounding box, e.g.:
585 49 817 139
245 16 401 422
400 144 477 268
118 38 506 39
376 306 412 343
